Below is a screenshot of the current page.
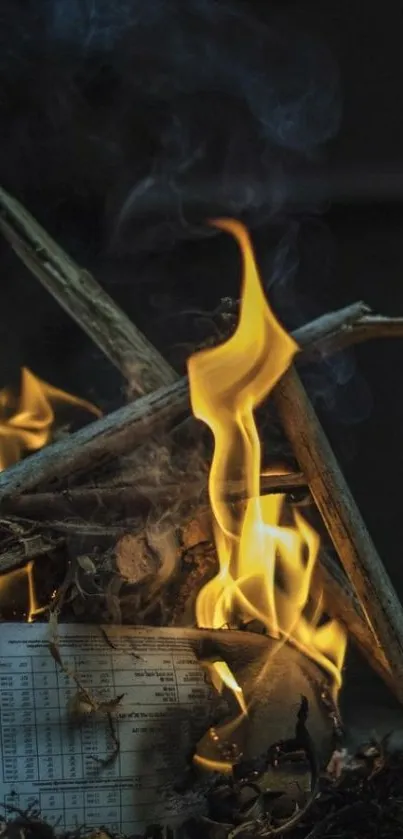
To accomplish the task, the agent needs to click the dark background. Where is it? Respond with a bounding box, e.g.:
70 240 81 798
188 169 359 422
1 0 403 694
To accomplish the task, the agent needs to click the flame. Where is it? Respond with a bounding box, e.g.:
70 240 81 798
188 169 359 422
188 220 346 747
0 561 47 622
0 368 100 621
202 659 247 716
0 367 101 470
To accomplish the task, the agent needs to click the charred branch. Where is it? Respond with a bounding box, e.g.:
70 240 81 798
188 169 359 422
0 378 189 503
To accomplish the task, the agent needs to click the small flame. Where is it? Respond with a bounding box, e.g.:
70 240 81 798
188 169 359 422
0 561 46 622
0 368 100 622
202 659 247 716
0 367 101 470
188 220 346 744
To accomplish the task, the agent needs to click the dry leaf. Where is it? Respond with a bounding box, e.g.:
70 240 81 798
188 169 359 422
115 534 156 584
182 514 211 549
77 555 97 575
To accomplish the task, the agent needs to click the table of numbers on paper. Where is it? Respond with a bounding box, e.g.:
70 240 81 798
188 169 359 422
0 624 213 834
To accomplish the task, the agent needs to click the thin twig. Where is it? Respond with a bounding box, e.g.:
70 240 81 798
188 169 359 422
312 314 403 356
5 471 307 518
0 535 64 575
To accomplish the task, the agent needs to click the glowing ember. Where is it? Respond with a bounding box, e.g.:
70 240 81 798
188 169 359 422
187 220 346 737
0 366 101 471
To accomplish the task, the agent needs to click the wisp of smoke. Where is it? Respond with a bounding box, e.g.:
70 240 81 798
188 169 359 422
0 0 366 436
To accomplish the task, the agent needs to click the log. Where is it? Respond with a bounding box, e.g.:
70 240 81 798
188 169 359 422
0 185 177 392
273 366 403 702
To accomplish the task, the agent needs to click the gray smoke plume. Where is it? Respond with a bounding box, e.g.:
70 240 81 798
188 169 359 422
0 0 340 247
0 0 369 436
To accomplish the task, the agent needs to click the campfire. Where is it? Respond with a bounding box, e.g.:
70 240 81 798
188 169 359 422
0 186 403 837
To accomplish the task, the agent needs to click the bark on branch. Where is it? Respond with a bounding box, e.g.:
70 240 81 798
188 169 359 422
0 378 189 503
0 185 177 392
3 471 307 519
273 367 403 702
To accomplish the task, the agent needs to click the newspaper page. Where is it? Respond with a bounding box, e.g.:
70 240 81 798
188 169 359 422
0 623 217 834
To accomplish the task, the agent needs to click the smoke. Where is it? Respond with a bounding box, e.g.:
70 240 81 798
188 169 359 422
258 220 373 434
0 0 340 250
11 0 339 251
0 0 367 437
47 0 138 51
107 0 342 250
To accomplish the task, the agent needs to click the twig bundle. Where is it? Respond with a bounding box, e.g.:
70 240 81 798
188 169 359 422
0 184 402 706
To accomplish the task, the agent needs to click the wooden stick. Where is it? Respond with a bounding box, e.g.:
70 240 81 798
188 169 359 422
0 304 369 507
4 471 307 519
0 378 189 503
1 184 399 387
0 299 398 506
0 534 65 575
173 503 395 697
320 314 403 354
314 553 394 695
273 366 403 701
0 185 177 392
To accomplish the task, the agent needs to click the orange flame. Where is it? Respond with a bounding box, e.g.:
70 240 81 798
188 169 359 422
0 368 100 620
188 220 346 739
0 367 101 470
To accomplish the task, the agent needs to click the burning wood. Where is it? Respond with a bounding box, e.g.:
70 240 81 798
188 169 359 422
1 189 403 836
273 367 403 702
0 300 392 505
0 208 399 697
0 377 189 501
0 367 100 470
186 219 346 701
